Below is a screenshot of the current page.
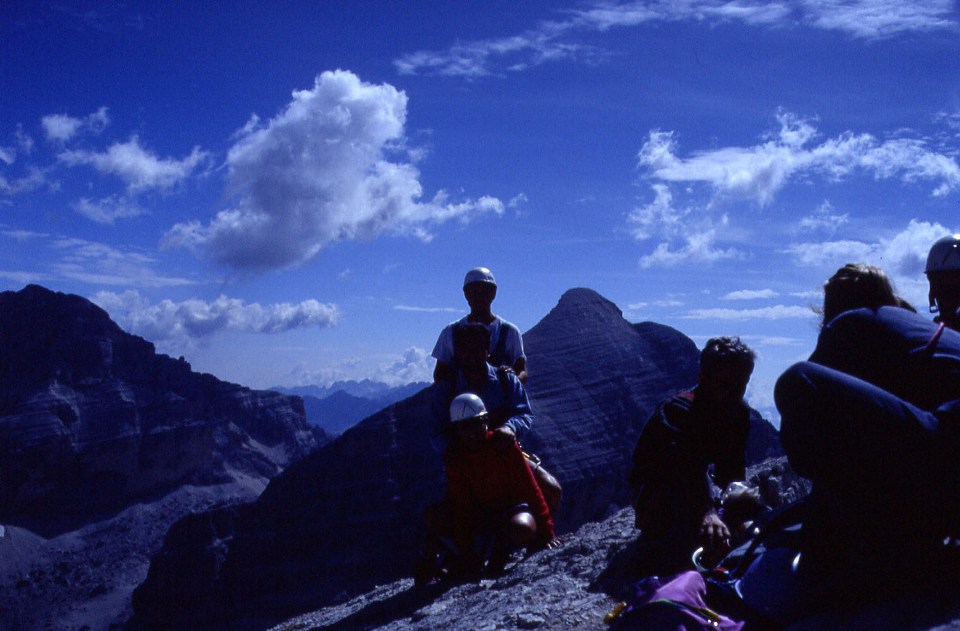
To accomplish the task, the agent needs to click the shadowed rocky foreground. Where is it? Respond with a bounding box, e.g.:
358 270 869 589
267 462 960 631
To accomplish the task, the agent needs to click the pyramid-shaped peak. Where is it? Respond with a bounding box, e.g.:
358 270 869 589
555 287 622 318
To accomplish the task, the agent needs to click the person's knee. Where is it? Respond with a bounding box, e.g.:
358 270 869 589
505 511 537 547
775 363 821 473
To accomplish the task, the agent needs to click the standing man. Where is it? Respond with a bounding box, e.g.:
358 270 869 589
432 267 527 384
926 233 960 332
630 337 758 574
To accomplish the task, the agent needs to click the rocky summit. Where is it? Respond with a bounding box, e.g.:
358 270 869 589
128 287 784 630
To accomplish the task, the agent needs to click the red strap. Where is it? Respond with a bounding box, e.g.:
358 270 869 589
924 321 946 355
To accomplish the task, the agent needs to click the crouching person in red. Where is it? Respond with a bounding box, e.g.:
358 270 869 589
416 393 555 586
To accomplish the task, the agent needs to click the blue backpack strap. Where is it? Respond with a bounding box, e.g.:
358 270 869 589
490 318 509 367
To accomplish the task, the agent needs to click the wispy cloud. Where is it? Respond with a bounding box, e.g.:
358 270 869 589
801 0 958 38
639 232 745 268
394 1 957 77
42 107 110 142
0 233 195 288
739 335 807 346
629 183 745 268
797 200 848 235
164 70 503 272
73 195 144 224
682 305 813 320
393 304 462 313
638 111 960 206
59 135 208 192
0 166 50 196
626 298 685 310
723 289 778 300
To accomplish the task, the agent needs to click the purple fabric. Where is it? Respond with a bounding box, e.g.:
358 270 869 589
613 571 745 631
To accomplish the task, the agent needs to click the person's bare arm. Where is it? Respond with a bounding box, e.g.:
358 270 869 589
512 356 528 383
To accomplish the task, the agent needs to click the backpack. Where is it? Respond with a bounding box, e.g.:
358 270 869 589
700 498 808 630
607 499 808 631
606 571 745 630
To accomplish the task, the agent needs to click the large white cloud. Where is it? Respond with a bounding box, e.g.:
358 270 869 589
638 112 960 206
59 136 208 192
164 70 503 271
92 290 340 343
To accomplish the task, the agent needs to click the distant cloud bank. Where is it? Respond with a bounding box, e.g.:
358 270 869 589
93 290 340 343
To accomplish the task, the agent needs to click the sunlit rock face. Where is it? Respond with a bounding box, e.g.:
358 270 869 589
0 285 320 535
128 287 784 631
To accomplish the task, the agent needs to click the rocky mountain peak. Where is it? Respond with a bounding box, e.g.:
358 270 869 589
0 284 320 536
555 286 623 315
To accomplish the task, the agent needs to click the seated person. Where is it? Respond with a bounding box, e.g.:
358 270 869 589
432 267 527 384
776 262 960 605
432 321 561 513
630 337 758 574
416 393 555 584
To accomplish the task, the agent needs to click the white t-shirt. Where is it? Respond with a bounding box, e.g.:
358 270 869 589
431 315 525 368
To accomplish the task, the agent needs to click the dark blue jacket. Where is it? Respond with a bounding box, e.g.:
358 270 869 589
811 306 960 411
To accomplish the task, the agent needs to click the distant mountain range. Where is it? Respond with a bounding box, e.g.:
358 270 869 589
271 381 429 435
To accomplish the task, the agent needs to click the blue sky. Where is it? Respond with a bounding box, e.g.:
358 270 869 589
2 1 959 423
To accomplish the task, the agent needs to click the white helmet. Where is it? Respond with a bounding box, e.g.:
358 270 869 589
449 393 488 424
463 267 496 288
925 234 960 275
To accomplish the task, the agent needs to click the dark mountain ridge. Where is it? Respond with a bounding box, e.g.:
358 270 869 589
0 284 322 536
128 287 784 630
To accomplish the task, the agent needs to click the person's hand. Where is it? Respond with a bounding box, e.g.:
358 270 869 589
544 537 564 550
699 510 732 553
491 425 517 450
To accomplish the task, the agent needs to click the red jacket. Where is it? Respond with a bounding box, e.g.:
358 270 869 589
444 434 554 558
